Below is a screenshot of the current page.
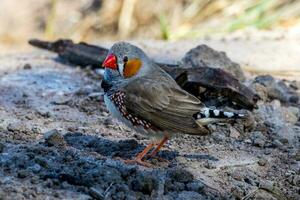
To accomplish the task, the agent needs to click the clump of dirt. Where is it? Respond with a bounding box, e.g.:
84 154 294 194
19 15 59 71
0 51 299 199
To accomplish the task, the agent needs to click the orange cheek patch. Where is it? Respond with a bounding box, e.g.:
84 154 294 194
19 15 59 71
123 59 142 78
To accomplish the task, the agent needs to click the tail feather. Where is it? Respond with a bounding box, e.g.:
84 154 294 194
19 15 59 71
193 108 245 120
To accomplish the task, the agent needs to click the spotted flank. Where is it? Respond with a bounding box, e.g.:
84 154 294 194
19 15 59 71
193 107 245 120
109 91 157 130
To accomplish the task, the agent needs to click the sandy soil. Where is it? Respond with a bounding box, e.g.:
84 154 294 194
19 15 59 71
0 46 299 199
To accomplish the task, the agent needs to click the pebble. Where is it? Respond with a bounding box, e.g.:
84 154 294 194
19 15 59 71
294 149 300 161
203 160 216 169
231 186 244 199
181 44 246 81
292 176 300 186
186 181 204 193
131 173 158 195
7 122 29 133
259 180 274 192
272 139 283 148
287 106 300 118
167 168 194 183
258 158 268 166
251 131 266 148
211 132 226 143
23 63 32 70
17 170 30 178
43 129 66 147
229 127 240 139
252 138 265 148
231 171 244 181
52 95 71 105
252 83 268 102
29 164 42 173
277 125 297 145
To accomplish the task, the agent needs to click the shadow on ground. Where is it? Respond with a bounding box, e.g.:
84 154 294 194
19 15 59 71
0 132 221 199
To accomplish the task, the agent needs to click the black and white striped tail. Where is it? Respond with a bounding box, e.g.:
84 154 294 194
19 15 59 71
193 108 245 120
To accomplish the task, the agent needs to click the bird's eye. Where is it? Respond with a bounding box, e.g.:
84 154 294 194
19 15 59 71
123 56 128 63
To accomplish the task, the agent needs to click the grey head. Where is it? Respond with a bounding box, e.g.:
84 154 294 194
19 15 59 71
102 42 156 85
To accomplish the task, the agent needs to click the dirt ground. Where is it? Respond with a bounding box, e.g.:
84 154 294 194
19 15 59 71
0 42 299 200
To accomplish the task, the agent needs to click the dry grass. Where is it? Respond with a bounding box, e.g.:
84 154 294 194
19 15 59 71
0 0 299 45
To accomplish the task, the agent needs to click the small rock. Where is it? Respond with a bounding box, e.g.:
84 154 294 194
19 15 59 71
44 129 66 147
252 83 268 102
272 139 283 148
251 132 266 148
203 160 215 169
36 108 52 118
254 189 277 200
34 157 49 168
244 139 252 144
229 127 240 139
254 75 274 86
29 164 42 173
131 173 158 195
167 168 194 183
264 149 272 155
103 118 114 127
23 63 32 70
181 44 245 81
290 80 300 90
18 170 30 178
277 125 297 145
7 122 29 133
231 186 244 199
253 138 265 147
254 75 298 103
165 181 185 192
287 106 300 119
258 158 268 166
294 149 300 161
186 181 204 193
292 175 300 186
259 180 274 192
231 171 244 181
289 95 299 103
211 132 226 142
175 156 188 164
51 95 71 105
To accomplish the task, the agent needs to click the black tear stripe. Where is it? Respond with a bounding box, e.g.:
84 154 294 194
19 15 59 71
193 108 245 119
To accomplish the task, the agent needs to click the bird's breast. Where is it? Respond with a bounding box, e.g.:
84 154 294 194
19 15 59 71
104 91 162 136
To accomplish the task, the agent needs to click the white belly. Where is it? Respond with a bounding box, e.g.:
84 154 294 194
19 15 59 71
104 94 165 139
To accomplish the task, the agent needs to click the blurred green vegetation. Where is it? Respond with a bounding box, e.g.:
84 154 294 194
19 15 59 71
0 0 299 45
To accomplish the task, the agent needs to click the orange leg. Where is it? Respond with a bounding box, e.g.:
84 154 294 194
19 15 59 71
124 143 155 167
149 136 169 158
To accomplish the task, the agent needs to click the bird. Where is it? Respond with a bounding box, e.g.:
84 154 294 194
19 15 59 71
101 42 245 166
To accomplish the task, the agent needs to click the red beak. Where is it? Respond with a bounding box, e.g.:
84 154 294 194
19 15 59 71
102 54 117 70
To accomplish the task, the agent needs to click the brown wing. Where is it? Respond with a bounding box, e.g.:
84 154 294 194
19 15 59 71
122 71 209 135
